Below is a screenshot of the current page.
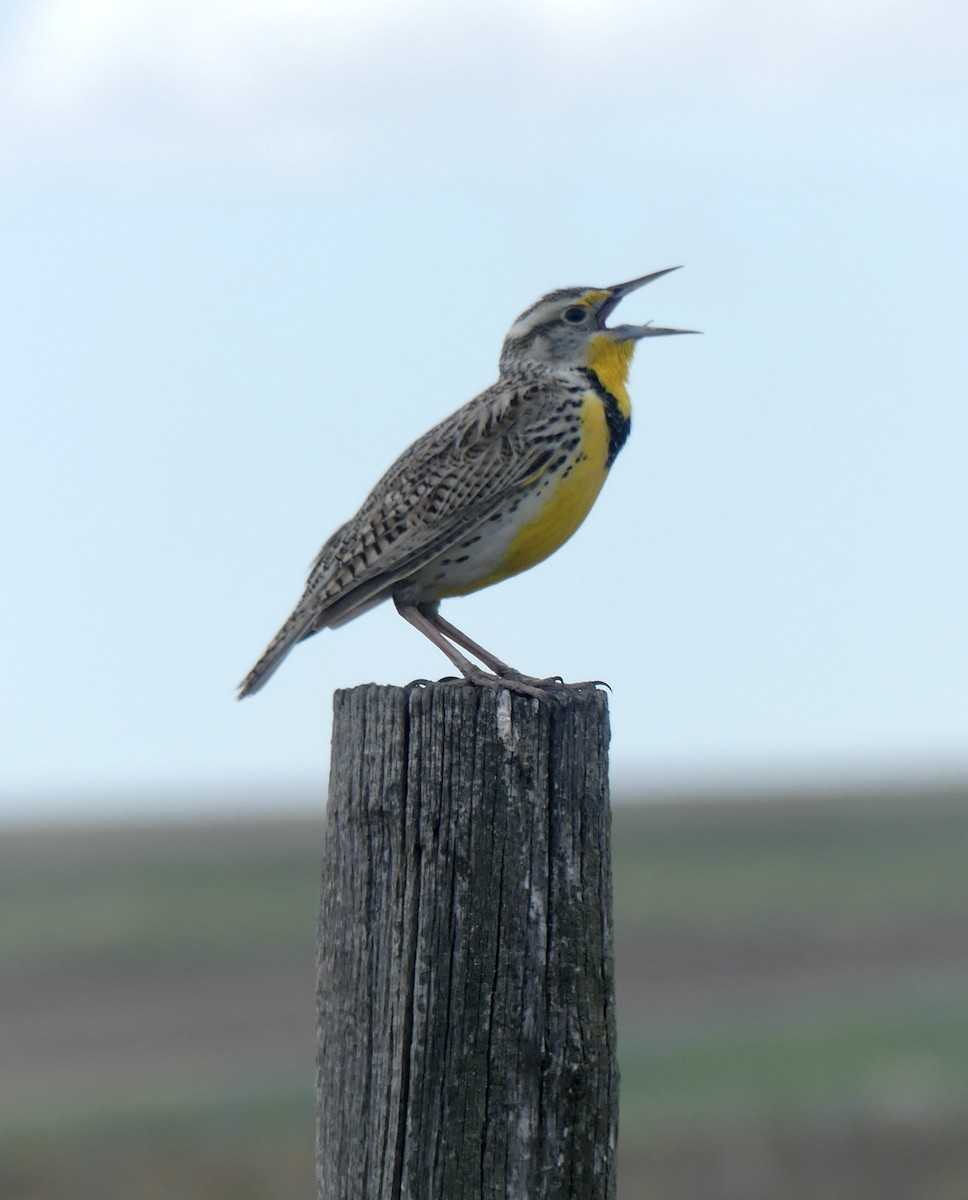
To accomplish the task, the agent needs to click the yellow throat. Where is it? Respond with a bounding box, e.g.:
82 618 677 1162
585 333 635 418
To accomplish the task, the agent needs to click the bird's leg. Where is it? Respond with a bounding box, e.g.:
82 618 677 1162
394 600 551 700
395 600 486 679
418 605 567 689
423 606 610 693
422 608 516 675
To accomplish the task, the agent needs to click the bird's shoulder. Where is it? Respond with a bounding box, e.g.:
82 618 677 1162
410 366 584 457
353 367 581 506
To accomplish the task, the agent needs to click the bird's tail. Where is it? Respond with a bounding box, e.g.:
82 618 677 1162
237 605 318 699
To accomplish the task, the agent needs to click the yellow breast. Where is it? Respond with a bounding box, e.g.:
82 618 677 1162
464 390 611 592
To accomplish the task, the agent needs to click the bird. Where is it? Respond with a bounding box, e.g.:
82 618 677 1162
238 268 693 701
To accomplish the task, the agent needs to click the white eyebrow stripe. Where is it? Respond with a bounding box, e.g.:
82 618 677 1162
506 313 542 340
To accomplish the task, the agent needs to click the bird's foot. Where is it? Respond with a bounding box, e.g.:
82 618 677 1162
496 668 564 687
494 669 611 695
430 668 554 702
414 671 609 703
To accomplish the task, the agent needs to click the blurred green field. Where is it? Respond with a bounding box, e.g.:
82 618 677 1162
2 785 967 1199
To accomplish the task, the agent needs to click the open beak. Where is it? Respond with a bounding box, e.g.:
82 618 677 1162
598 267 698 339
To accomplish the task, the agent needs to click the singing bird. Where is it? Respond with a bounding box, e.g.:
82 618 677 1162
239 269 693 700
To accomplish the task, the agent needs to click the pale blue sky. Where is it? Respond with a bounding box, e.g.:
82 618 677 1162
2 0 966 819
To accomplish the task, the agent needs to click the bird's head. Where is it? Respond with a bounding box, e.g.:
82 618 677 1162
498 268 694 387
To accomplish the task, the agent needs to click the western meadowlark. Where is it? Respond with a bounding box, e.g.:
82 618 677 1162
239 269 692 700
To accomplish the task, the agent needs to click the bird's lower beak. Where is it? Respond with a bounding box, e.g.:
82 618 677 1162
599 267 698 339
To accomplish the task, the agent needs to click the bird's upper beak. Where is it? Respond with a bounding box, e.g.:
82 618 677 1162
598 267 698 339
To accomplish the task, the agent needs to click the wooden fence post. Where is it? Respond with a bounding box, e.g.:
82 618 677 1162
315 682 617 1200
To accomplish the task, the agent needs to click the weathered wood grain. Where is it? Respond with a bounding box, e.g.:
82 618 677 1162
316 683 616 1200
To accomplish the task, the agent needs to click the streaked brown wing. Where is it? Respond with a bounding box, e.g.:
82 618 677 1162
299 379 566 629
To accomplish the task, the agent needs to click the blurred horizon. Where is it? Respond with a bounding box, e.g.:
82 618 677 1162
4 759 968 827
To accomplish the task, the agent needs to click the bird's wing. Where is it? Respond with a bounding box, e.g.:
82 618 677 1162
300 377 567 628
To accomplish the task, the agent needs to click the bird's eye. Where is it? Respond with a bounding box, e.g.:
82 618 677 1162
563 306 587 325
